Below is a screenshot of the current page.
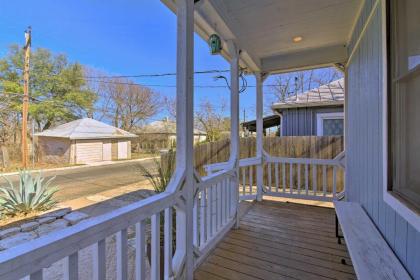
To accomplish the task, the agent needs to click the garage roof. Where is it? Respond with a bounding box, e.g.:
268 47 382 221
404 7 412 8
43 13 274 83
35 118 138 140
139 119 207 135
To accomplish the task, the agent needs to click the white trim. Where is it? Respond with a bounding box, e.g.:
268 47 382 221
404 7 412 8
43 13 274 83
381 0 420 232
384 192 420 231
346 0 366 46
316 112 344 136
262 44 348 73
346 0 381 67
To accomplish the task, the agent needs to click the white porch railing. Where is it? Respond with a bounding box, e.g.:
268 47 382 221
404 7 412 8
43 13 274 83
204 157 262 201
263 154 345 201
205 151 345 202
0 190 180 280
0 167 238 280
193 169 237 267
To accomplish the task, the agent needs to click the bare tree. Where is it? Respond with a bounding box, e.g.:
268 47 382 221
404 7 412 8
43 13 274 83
88 74 161 131
163 96 176 120
195 99 230 142
118 82 161 131
267 67 342 108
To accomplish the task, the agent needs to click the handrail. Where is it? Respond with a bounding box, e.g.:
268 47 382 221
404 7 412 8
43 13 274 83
204 156 262 175
0 190 180 280
201 168 235 184
266 155 341 166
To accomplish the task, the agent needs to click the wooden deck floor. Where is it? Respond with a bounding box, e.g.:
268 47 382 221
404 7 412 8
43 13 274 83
195 200 356 280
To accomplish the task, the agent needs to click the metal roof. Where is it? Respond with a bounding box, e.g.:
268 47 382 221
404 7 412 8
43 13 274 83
138 119 207 135
35 118 138 140
242 115 281 132
271 78 344 110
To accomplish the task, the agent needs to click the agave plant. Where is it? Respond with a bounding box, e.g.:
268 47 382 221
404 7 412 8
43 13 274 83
138 149 176 193
0 171 58 215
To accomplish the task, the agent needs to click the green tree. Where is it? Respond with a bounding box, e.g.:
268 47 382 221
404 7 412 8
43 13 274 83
0 44 96 131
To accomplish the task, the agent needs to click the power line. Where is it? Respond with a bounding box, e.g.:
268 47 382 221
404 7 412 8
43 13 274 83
84 69 230 79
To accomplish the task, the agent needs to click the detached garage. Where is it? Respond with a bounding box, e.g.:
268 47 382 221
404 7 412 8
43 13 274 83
35 118 137 164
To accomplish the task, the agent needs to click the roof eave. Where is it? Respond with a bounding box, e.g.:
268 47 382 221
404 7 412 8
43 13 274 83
160 0 261 72
69 135 138 140
271 100 344 110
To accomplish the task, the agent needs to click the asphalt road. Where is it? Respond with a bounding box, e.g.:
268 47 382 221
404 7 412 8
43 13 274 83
0 159 155 202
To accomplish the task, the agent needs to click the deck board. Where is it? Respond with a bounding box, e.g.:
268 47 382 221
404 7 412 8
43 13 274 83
195 201 356 280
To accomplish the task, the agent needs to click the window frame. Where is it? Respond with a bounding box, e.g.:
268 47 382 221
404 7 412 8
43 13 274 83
383 0 420 231
316 112 344 136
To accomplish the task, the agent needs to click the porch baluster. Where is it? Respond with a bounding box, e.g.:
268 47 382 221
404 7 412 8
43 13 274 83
116 229 128 280
135 221 146 280
65 252 78 280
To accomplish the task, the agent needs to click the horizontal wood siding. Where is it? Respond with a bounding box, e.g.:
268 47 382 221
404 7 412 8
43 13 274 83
346 1 420 278
281 106 343 136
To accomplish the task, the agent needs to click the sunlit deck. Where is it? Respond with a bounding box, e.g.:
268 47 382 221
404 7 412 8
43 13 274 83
195 200 356 280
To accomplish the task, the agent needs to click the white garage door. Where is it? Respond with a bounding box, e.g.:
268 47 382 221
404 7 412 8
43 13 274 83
76 140 103 164
117 140 128 160
102 140 112 161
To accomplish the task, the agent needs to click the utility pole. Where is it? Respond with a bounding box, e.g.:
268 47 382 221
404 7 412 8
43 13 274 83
22 26 31 169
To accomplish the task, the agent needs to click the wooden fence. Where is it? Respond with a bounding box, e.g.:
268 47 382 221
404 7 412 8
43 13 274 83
161 136 345 193
193 136 343 173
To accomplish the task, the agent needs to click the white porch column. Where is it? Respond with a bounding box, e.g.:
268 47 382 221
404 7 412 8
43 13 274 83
227 41 240 228
173 0 194 279
256 72 267 201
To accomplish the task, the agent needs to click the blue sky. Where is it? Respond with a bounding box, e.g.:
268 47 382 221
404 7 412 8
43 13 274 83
0 0 340 124
0 0 264 123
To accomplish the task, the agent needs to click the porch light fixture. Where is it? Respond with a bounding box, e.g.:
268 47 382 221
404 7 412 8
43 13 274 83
208 34 222 55
292 36 303 43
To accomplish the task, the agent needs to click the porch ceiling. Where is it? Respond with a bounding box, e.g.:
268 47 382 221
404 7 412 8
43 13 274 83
162 0 363 73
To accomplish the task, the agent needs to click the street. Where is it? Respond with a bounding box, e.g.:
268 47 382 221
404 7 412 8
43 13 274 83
0 159 156 202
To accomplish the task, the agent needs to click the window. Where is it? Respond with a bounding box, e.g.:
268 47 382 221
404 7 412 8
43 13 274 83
316 112 344 136
389 0 420 209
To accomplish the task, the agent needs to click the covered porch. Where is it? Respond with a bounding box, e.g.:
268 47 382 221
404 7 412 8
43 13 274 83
195 199 355 280
0 0 416 280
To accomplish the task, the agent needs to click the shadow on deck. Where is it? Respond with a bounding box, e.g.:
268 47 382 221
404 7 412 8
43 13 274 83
195 200 356 280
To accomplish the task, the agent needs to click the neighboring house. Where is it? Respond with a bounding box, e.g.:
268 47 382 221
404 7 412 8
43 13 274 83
134 118 207 151
241 115 281 136
271 78 345 136
35 118 137 164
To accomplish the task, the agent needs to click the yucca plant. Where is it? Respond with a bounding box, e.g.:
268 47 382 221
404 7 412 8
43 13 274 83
138 150 177 274
138 149 176 193
0 171 58 215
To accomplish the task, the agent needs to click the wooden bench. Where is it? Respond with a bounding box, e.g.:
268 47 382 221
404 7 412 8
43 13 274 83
334 201 412 280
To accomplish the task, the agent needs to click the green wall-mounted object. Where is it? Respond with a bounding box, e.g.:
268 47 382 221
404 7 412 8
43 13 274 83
208 34 222 55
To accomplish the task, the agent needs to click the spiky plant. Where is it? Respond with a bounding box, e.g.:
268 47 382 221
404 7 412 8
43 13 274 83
138 149 176 193
0 171 58 215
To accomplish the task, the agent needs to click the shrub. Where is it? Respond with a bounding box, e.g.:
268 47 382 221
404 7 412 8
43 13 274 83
138 149 176 193
0 171 58 215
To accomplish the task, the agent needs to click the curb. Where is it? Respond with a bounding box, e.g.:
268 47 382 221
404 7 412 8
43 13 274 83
0 157 159 177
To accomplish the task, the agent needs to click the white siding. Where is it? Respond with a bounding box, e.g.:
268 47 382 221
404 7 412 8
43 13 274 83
346 1 420 278
75 140 103 164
